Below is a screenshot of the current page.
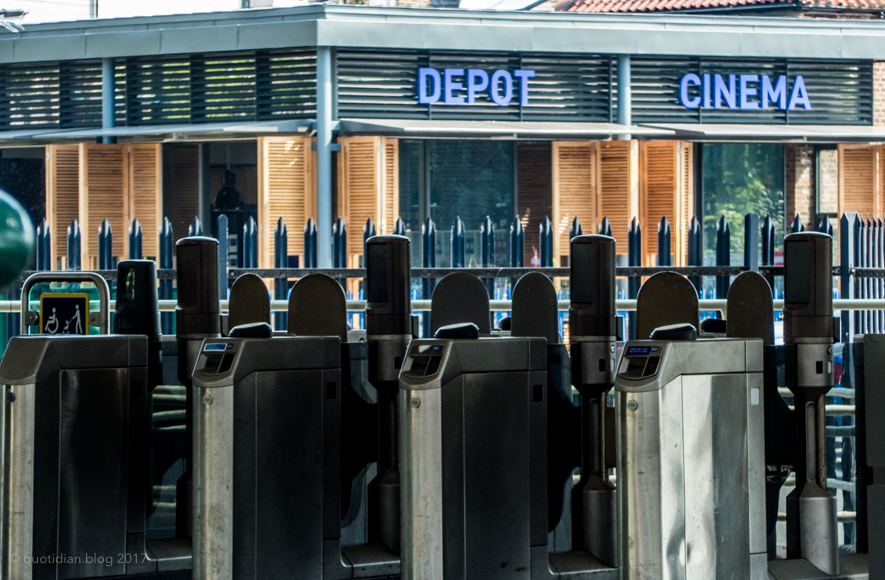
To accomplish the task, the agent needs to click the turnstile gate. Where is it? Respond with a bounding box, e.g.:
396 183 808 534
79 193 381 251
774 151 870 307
400 329 548 580
0 334 152 579
191 334 342 580
614 332 768 580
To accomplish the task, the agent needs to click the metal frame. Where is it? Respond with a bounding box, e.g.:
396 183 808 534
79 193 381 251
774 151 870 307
0 6 882 64
19 271 111 334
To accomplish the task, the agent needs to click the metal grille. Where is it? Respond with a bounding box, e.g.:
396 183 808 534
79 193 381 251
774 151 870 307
631 56 873 125
59 60 103 128
125 54 192 125
0 49 315 130
2 61 61 127
336 49 615 122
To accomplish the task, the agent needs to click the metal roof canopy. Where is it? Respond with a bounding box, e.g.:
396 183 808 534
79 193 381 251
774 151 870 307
0 5 881 63
337 119 672 138
33 120 312 141
642 123 885 142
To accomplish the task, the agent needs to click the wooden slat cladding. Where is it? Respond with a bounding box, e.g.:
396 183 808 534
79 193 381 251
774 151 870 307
639 141 694 265
162 144 201 243
79 143 129 268
597 140 639 254
517 142 552 265
338 136 400 265
128 144 162 258
257 136 315 268
45 144 80 268
339 137 380 263
552 141 596 264
838 144 879 218
678 142 694 267
381 139 399 236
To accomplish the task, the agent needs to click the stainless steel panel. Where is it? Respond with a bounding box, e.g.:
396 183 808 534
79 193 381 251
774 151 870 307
616 338 765 580
2 383 35 580
617 376 686 580
682 374 750 580
746 374 767 559
193 384 234 580
400 386 444 580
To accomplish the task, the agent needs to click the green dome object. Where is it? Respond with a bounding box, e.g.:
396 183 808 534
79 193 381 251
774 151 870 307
0 189 34 291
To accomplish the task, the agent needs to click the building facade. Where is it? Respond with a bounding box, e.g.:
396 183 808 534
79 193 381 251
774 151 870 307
0 6 881 270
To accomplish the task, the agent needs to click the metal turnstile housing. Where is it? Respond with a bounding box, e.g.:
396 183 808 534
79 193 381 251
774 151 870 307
399 336 548 580
0 335 149 580
191 335 341 580
614 338 767 580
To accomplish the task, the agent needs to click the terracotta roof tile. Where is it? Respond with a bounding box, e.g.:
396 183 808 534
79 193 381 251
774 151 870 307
557 0 885 13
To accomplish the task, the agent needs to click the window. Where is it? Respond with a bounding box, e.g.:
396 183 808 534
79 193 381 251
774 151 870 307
400 140 515 267
702 143 785 266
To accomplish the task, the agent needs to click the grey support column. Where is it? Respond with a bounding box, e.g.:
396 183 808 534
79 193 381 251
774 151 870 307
101 58 116 144
617 54 631 141
316 46 334 268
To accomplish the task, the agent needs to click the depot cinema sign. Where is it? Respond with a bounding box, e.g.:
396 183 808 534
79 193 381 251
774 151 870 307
418 67 535 106
679 73 811 111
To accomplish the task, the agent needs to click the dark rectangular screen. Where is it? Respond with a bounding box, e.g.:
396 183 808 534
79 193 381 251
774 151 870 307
785 240 810 304
367 244 389 304
570 242 595 304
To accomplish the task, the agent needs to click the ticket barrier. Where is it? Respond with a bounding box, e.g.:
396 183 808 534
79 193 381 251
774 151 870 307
0 264 191 580
190 234 413 580
614 323 768 580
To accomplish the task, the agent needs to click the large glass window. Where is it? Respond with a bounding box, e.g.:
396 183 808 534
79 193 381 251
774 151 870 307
703 143 785 266
400 140 515 267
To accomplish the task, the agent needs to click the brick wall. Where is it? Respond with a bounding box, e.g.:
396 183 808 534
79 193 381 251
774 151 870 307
875 62 885 127
785 144 815 230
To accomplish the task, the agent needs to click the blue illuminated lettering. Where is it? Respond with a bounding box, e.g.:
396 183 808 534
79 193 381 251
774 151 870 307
416 67 533 106
679 73 701 109
418 68 441 104
739 75 759 110
703 73 711 108
787 76 811 110
444 69 465 105
679 73 810 111
467 69 489 104
490 70 513 106
513 69 535 106
761 75 787 110
714 74 736 109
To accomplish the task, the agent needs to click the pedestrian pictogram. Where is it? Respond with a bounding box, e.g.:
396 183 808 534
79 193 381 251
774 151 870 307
39 293 90 335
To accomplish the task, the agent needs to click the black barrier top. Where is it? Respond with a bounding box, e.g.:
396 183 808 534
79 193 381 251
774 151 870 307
635 272 700 340
365 235 412 337
569 235 617 338
430 272 491 336
726 271 774 346
287 274 348 341
175 236 220 338
783 232 833 340
113 260 161 342
511 272 560 345
228 273 270 329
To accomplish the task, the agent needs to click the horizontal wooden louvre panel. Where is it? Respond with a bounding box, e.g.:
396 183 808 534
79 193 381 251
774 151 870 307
678 142 694 267
338 136 382 264
162 144 201 243
381 139 399 236
640 141 678 263
838 144 879 218
517 143 553 265
552 141 596 264
45 144 79 268
597 140 638 254
258 136 315 268
79 143 128 268
128 144 162 259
